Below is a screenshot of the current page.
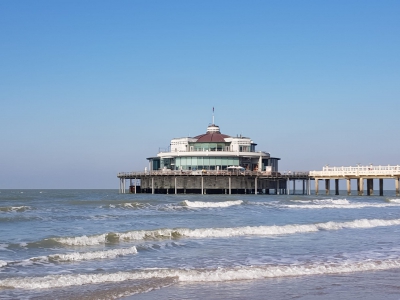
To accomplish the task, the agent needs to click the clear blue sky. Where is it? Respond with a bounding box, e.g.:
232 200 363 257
1 1 399 188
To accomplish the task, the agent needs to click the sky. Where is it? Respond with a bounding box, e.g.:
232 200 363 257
1 1 399 189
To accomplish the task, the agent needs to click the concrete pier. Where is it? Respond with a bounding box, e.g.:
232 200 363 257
310 165 400 197
335 179 339 195
347 179 351 196
118 170 304 194
119 165 400 196
325 179 330 195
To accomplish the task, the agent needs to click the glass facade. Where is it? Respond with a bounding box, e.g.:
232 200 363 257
190 143 228 152
175 156 239 170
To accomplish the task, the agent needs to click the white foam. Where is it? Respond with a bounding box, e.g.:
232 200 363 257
3 258 400 289
53 218 400 246
313 199 349 205
284 199 400 209
54 234 108 246
181 200 243 208
0 206 31 212
48 246 137 262
2 247 138 268
388 199 400 203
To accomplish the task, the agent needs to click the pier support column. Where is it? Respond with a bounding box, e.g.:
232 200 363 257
293 180 296 195
201 176 204 195
347 179 351 196
396 177 399 196
358 178 364 196
228 177 231 195
335 179 339 195
134 179 137 194
302 180 305 195
308 179 311 195
287 178 290 195
255 177 258 195
151 177 154 194
315 179 319 195
325 179 330 195
120 178 126 194
276 180 280 195
379 179 384 196
175 177 177 194
367 179 374 196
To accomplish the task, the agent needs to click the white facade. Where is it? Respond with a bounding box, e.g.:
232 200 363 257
148 124 280 172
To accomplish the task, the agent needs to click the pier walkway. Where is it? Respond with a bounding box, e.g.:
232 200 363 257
310 165 400 196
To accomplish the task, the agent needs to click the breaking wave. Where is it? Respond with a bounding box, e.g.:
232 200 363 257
0 247 138 268
101 203 147 210
284 198 400 209
52 218 400 246
3 258 400 289
181 200 243 208
388 199 400 204
0 206 31 212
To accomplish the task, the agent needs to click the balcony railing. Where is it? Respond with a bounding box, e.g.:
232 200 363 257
118 170 309 177
310 165 400 177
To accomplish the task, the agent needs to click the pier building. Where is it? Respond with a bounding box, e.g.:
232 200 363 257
147 123 280 173
118 123 310 194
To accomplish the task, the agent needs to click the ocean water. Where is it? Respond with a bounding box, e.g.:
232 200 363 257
1 189 400 299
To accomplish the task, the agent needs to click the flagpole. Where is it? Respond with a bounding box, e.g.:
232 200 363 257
212 107 214 124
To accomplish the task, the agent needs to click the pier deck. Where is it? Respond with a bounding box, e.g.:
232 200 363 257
117 170 310 195
310 165 400 196
118 165 400 196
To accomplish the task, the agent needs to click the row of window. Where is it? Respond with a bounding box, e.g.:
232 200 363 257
175 157 239 166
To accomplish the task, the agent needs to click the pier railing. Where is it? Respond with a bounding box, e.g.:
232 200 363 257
310 165 400 177
118 170 310 178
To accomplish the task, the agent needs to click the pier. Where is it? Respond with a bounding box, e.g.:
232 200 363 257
118 170 310 195
118 165 400 196
309 165 400 196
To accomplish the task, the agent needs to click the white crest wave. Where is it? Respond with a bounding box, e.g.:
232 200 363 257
284 198 400 209
388 199 400 203
0 247 138 268
53 218 400 246
181 200 243 208
48 246 137 262
0 206 31 212
2 258 400 289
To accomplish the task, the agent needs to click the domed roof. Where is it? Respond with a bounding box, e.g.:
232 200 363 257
194 124 230 142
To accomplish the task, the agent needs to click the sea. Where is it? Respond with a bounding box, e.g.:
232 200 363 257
2 189 400 299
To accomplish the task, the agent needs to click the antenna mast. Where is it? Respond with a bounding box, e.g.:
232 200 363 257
212 107 215 124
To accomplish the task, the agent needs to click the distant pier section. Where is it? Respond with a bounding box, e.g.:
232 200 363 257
310 165 400 196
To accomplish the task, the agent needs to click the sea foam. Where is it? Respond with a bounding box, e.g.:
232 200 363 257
181 200 243 208
0 206 31 212
2 258 400 289
53 218 400 246
48 246 137 262
0 247 138 268
284 198 400 209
